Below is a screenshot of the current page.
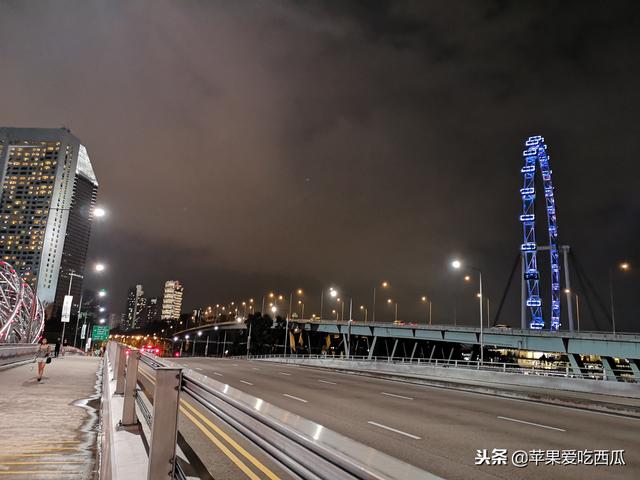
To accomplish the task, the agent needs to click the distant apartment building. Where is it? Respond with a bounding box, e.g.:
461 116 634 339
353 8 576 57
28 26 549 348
141 296 161 327
125 284 146 330
0 127 99 316
161 280 183 320
108 313 120 329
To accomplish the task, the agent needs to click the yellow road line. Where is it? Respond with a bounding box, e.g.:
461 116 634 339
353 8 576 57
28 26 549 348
139 366 280 480
0 454 71 458
0 472 82 476
180 407 261 480
180 401 280 480
0 461 85 465
0 448 78 454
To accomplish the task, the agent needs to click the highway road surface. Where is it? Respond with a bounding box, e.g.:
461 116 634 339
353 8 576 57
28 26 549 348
174 357 639 480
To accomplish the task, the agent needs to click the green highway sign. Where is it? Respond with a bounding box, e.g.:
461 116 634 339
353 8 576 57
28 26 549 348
92 325 110 341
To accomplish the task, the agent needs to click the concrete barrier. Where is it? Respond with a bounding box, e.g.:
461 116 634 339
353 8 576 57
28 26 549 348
260 357 640 399
0 343 38 368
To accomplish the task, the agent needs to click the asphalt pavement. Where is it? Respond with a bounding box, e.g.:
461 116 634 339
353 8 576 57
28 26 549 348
177 357 639 480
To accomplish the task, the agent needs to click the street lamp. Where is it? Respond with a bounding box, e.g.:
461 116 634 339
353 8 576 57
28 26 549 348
298 300 305 320
421 296 432 325
94 263 106 272
288 289 304 322
359 305 368 323
565 289 581 332
93 206 106 218
609 262 630 334
331 288 354 358
452 258 484 365
372 281 389 323
386 298 398 323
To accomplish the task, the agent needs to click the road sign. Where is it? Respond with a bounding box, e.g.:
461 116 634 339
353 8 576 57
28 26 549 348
80 323 87 340
91 325 110 341
61 295 73 323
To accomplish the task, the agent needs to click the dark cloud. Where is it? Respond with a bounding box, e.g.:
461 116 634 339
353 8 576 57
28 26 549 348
1 0 639 330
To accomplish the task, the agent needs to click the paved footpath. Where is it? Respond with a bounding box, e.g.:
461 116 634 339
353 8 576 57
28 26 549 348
0 355 101 479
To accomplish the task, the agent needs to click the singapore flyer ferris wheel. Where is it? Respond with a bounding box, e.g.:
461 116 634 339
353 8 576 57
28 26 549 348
520 136 561 331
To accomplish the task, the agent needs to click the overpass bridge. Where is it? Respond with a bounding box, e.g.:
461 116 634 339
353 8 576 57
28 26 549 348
174 320 640 381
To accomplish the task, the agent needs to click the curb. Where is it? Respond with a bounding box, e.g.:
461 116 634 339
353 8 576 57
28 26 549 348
0 358 34 371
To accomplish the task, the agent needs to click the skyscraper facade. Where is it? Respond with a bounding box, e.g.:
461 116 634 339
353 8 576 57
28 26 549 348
161 280 183 320
125 284 146 330
142 297 161 327
0 127 98 316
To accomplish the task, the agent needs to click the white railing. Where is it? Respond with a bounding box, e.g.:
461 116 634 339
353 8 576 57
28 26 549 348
231 353 636 382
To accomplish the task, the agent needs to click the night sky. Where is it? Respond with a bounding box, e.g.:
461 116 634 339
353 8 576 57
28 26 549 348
1 1 639 331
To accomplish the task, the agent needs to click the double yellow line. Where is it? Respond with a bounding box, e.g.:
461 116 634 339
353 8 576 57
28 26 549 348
137 368 280 480
0 441 84 476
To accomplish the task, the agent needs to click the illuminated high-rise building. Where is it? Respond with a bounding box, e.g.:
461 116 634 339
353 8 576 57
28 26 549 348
161 280 183 320
0 127 98 317
125 285 145 330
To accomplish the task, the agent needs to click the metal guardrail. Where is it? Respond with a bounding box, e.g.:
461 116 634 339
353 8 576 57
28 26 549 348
235 353 637 382
106 341 437 480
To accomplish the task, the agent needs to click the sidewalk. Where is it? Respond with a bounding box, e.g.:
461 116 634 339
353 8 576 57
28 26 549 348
0 355 101 479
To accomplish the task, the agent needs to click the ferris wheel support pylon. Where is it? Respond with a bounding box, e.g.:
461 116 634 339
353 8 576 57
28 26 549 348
520 244 575 332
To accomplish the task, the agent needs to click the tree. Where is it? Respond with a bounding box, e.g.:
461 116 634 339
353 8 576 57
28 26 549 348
244 312 273 355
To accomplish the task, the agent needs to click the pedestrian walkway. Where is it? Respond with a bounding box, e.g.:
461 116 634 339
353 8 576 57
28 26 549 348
0 355 101 479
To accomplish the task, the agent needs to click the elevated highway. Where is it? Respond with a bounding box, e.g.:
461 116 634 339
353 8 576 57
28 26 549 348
175 320 640 381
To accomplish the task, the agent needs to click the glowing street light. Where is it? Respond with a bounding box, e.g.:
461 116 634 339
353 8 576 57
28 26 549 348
421 296 432 325
359 305 368 323
610 261 631 334
98 289 107 298
372 281 390 323
99 318 106 324
94 263 106 272
387 298 398 322
451 258 484 365
93 206 106 218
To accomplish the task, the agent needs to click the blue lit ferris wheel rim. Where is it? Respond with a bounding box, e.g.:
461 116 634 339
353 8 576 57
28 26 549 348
520 136 561 331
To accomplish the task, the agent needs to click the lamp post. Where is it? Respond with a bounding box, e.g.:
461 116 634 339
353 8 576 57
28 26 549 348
565 289 581 332
609 262 630 334
452 259 484 365
330 288 353 358
372 281 389 324
298 300 305 320
387 298 398 323
61 271 83 347
288 289 303 321
359 305 368 323
421 296 432 325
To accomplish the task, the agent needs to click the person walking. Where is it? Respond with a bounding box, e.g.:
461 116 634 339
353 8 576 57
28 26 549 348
35 338 51 382
54 338 61 358
62 338 68 357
